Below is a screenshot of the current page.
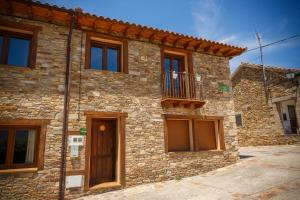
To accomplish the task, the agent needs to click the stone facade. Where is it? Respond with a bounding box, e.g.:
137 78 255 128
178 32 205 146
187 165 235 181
232 63 300 147
0 14 239 199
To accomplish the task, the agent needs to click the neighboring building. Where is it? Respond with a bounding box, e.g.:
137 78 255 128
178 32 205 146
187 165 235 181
0 1 245 199
232 63 300 146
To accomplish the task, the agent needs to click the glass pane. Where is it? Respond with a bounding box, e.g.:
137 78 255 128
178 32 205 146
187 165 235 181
7 37 30 67
173 59 180 93
13 129 37 164
107 48 119 72
164 57 171 73
0 129 9 164
164 58 171 91
90 46 103 70
173 59 180 72
0 36 3 59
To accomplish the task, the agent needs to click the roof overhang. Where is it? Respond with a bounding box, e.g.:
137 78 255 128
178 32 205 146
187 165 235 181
0 0 246 58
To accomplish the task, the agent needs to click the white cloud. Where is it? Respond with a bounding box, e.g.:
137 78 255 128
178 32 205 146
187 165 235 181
218 35 238 44
191 0 222 39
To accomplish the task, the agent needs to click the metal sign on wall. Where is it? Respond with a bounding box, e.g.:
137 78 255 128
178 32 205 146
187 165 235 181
219 84 230 93
79 128 87 135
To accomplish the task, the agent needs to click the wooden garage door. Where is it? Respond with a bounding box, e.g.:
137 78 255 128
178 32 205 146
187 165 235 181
194 120 216 150
166 119 190 152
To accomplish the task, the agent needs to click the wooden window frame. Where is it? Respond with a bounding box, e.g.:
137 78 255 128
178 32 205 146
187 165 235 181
83 111 127 191
163 114 225 153
85 32 128 73
0 119 49 174
0 20 41 68
164 118 193 152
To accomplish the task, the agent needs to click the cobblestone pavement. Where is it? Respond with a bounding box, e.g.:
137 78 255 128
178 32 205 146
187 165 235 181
78 145 300 200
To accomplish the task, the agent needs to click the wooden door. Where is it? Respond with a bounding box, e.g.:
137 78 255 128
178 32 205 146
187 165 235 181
90 119 116 186
288 105 298 133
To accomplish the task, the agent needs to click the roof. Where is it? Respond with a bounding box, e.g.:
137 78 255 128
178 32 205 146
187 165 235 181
0 0 246 58
231 62 300 80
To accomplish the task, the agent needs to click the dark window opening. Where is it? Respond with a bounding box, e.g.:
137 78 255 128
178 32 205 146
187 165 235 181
0 129 8 164
235 114 242 127
90 41 121 72
0 31 32 67
283 113 287 121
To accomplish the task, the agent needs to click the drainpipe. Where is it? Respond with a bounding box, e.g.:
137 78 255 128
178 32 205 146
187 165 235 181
59 11 75 200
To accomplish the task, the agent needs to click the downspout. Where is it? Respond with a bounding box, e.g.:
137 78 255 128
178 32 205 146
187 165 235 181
59 11 75 200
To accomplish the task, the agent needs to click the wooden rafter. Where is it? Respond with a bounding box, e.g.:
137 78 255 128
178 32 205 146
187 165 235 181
26 4 33 18
47 8 53 22
213 46 223 54
108 22 115 33
149 31 157 41
184 40 193 49
123 26 130 37
173 38 182 46
136 28 144 39
224 49 236 56
194 42 204 50
161 35 169 44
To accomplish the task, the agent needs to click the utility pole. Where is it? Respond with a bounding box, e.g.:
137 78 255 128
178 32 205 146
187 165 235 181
256 32 268 101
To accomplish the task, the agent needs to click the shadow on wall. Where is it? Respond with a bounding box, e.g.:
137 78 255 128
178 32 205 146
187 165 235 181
239 155 255 159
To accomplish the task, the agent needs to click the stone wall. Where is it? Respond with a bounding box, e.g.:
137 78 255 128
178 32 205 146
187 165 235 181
0 15 238 199
232 63 300 146
0 16 67 199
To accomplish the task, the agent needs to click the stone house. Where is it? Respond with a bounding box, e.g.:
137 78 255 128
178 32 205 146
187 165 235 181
232 63 300 146
0 1 245 199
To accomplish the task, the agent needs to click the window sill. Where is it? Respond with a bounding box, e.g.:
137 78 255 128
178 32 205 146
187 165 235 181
89 181 121 191
0 167 38 175
0 64 32 69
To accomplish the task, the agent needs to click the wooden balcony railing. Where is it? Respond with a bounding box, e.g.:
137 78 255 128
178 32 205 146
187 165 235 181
161 71 205 108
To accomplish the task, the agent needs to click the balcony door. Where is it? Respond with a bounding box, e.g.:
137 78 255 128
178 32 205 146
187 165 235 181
163 54 186 98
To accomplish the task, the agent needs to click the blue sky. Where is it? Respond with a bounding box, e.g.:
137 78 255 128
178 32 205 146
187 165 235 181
41 0 300 73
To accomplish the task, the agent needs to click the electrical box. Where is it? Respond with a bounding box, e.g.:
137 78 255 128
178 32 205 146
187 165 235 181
68 135 84 157
66 175 84 188
68 135 84 146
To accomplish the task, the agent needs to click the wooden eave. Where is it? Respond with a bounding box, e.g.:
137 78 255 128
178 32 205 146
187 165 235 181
0 0 246 58
161 98 206 108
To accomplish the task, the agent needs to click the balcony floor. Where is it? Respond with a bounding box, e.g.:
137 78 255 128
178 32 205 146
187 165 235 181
161 98 205 108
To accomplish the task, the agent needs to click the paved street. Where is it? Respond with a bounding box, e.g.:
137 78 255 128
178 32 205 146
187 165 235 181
78 145 300 200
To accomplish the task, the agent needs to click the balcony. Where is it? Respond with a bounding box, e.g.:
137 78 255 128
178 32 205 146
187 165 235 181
161 71 205 108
